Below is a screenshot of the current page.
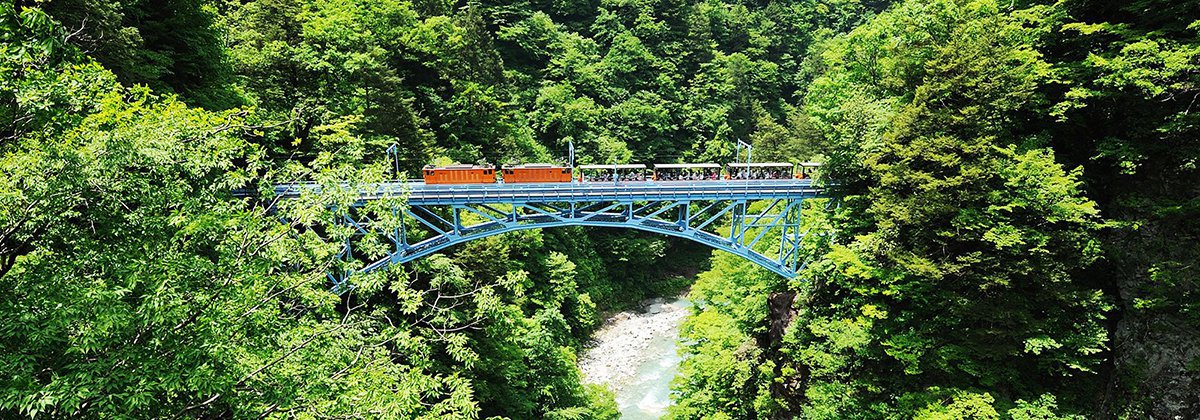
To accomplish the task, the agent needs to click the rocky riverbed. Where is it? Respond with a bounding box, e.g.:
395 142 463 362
579 296 692 419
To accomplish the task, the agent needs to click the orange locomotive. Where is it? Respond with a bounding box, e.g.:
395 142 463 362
422 164 496 184
501 163 572 183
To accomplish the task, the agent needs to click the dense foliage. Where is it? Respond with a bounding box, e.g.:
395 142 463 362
0 1 697 417
2 0 1197 418
671 0 1200 418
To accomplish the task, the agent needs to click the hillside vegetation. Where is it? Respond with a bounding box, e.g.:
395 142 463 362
1 0 1197 418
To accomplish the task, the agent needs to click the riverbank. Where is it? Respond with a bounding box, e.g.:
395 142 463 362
579 296 692 419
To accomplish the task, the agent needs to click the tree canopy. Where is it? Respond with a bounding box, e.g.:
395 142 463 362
2 0 1198 417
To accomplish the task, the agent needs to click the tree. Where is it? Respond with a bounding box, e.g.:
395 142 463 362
792 0 1108 415
0 8 478 417
1040 1 1200 416
35 0 241 109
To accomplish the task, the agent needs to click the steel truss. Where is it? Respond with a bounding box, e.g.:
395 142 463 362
313 180 824 290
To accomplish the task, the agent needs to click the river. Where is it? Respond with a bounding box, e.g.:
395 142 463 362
579 296 692 419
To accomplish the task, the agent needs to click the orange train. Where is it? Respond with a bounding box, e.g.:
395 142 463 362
502 163 574 183
421 162 820 184
421 164 496 184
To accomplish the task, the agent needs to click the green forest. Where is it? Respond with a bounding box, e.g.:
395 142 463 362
1 0 1197 418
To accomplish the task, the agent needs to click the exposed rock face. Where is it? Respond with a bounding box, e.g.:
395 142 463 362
766 291 797 347
1110 315 1200 419
1103 225 1200 419
765 291 803 419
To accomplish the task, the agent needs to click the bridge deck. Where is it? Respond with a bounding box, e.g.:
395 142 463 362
266 179 821 205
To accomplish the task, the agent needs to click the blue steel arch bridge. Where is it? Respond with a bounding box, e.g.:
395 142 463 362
259 179 826 290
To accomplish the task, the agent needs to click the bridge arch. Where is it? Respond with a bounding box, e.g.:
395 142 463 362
356 216 801 279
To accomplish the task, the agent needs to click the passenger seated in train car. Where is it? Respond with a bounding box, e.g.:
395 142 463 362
624 168 645 181
577 165 606 182
797 162 821 179
726 162 796 180
578 164 647 182
651 163 721 181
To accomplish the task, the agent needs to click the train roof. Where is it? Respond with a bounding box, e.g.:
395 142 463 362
798 162 822 167
424 164 494 170
653 163 721 169
578 164 647 170
726 162 794 167
503 163 565 168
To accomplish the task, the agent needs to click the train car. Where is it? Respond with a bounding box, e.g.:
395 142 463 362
423 164 496 184
726 162 795 180
578 164 648 182
502 163 572 183
652 163 721 181
796 162 821 179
